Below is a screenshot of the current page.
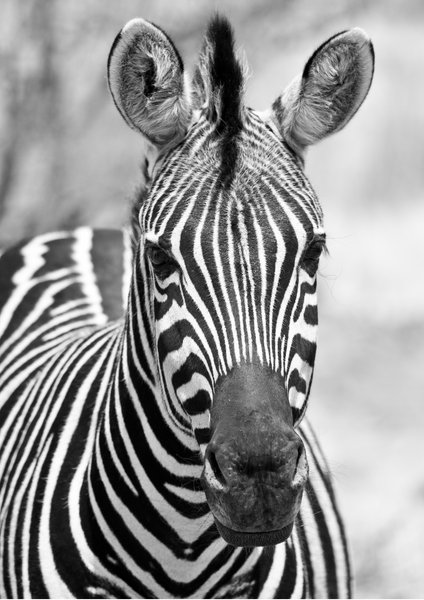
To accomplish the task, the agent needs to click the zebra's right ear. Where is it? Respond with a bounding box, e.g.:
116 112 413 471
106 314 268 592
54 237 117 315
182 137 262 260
107 18 193 151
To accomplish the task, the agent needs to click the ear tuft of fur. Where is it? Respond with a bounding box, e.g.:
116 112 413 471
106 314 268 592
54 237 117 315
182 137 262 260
107 18 192 150
272 28 374 155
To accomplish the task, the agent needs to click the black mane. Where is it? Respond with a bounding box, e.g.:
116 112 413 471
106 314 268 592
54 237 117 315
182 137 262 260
206 15 244 136
197 15 245 187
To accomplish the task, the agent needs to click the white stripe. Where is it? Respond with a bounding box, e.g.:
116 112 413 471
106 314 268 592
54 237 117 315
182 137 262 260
259 543 286 599
72 227 108 325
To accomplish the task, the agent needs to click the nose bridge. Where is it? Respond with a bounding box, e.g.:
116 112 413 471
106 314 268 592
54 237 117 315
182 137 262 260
211 363 293 435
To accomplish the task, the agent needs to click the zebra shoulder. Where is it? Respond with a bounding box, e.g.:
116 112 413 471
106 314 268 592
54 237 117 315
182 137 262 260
0 228 131 338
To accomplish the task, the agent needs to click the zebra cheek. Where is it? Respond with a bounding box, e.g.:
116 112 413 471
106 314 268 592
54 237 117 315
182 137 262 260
178 386 213 442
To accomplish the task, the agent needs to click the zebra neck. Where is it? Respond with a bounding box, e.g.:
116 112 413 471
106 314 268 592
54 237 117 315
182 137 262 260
83 269 261 596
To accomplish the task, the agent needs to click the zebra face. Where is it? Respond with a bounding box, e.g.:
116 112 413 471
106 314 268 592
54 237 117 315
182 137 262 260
140 111 321 546
108 16 374 546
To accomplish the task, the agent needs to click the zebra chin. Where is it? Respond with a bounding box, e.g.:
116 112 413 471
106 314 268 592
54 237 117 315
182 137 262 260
214 519 295 548
200 364 309 547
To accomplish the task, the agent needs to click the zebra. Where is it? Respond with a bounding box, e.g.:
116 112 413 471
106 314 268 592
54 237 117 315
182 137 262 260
0 14 374 599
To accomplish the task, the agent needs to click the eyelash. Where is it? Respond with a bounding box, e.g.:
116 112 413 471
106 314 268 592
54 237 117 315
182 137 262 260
303 237 327 264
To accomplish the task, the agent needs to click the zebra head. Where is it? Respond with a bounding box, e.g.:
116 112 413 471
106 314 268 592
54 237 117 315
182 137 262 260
108 16 374 547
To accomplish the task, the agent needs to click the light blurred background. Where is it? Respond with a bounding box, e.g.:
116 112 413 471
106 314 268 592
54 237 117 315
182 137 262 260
0 0 423 597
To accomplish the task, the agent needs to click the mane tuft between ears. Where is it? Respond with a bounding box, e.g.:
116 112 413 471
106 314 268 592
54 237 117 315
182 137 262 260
209 15 245 130
192 14 248 187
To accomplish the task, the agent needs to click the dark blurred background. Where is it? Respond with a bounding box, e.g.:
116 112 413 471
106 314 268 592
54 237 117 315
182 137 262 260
0 0 423 597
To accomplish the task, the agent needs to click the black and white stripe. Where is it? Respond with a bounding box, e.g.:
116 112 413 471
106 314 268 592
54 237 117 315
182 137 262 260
0 229 349 598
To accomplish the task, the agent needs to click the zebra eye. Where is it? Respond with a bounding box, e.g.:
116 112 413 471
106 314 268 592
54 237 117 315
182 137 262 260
305 243 323 262
303 237 327 266
146 246 170 268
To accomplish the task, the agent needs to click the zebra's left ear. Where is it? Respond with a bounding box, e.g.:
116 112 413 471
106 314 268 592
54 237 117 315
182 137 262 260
107 18 192 151
272 28 374 156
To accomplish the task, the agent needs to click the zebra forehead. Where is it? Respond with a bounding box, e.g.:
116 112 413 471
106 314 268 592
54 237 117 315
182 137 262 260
144 117 322 241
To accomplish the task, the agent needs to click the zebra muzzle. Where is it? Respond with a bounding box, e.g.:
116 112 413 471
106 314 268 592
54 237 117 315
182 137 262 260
201 364 308 547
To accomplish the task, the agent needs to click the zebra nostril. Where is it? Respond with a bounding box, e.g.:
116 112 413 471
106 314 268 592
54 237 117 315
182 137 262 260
296 445 303 468
293 443 308 487
205 447 227 489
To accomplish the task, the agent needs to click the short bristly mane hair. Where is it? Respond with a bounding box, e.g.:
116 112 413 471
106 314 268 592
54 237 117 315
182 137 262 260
193 15 246 186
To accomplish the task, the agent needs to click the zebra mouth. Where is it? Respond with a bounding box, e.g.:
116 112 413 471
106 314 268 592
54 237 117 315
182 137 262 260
214 519 294 547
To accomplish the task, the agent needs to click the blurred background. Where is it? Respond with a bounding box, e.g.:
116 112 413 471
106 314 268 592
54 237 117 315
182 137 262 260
0 0 423 597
